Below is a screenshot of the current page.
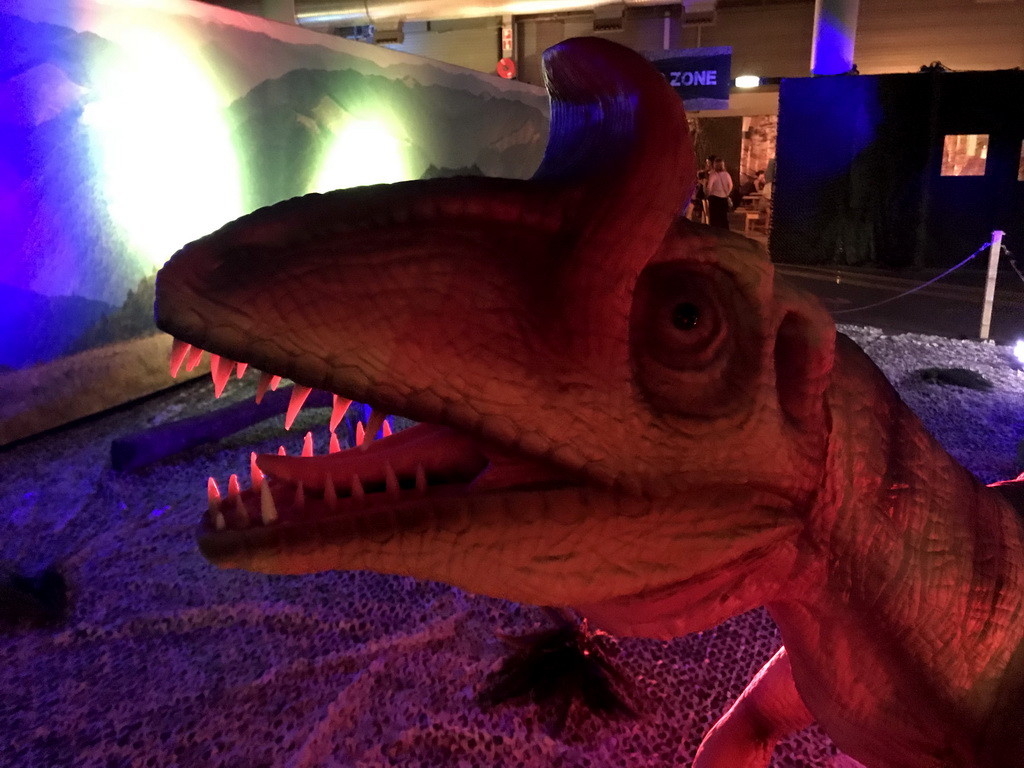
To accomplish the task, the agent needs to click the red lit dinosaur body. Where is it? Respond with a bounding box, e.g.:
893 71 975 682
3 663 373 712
155 37 1024 768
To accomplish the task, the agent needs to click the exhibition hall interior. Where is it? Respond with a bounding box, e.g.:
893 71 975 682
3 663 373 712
2 1 1024 766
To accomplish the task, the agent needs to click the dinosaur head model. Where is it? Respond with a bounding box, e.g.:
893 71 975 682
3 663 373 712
156 37 1024 768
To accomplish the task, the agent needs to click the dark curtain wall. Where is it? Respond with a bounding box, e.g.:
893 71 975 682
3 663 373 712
771 71 1024 269
926 71 1024 266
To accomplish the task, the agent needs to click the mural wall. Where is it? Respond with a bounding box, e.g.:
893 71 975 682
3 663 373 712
0 0 549 445
738 116 776 187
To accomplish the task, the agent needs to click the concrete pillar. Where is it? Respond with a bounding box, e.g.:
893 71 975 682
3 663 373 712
811 0 860 75
260 0 296 24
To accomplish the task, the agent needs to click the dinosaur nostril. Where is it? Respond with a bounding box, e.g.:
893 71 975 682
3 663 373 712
774 311 831 431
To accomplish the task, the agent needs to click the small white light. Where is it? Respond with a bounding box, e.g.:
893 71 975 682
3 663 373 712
1014 339 1024 365
734 75 761 88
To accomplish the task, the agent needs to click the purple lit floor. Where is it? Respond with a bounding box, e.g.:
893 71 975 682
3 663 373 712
2 325 1022 768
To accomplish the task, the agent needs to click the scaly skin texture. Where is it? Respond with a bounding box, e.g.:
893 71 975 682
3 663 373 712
155 38 1024 767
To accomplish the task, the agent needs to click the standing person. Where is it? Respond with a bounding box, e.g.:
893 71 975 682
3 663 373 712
690 170 709 222
705 157 733 229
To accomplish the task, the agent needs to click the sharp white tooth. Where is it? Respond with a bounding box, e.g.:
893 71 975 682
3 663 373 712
285 384 312 430
214 511 226 531
415 463 427 494
260 482 277 524
331 395 352 432
356 421 366 447
236 362 248 379
210 354 235 398
278 445 287 456
270 375 282 391
170 339 191 378
209 354 223 392
207 477 221 513
302 431 314 457
324 474 337 511
329 432 341 454
185 346 205 371
384 462 399 498
351 474 365 501
227 473 241 498
256 372 274 404
382 420 393 437
250 452 264 491
294 482 305 509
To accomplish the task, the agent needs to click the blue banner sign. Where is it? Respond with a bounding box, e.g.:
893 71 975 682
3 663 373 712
645 47 732 110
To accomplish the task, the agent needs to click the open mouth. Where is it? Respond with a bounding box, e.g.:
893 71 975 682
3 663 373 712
168 338 579 549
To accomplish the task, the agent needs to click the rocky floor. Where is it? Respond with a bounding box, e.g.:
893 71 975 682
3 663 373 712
1 325 1022 768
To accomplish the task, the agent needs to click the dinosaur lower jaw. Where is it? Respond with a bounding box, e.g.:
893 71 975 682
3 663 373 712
199 422 575 555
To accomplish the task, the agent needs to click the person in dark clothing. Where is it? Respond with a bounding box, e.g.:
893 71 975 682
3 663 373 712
690 170 709 222
705 158 733 229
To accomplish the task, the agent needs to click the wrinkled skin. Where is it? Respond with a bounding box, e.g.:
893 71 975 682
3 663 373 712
155 38 1024 768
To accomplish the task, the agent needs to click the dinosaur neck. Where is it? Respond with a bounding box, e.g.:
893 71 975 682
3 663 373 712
769 335 1024 765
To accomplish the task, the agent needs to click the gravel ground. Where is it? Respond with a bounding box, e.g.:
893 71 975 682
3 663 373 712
1 324 1022 768
839 325 1024 485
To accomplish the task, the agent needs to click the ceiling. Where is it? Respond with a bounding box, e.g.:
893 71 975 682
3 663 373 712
202 0 815 28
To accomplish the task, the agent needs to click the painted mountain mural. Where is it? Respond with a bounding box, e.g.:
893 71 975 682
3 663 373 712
0 0 548 444
227 66 548 212
0 16 136 312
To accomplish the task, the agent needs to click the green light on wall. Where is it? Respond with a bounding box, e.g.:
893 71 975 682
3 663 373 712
310 116 414 193
81 22 244 271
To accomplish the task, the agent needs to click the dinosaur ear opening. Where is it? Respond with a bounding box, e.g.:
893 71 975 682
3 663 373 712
774 309 835 431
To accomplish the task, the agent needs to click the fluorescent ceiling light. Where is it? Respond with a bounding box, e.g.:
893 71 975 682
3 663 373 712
734 75 761 88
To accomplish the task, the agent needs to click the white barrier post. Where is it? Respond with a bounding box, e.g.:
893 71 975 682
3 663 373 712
979 230 1005 340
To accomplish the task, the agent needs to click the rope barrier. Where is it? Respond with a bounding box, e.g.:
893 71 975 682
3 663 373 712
1006 250 1024 286
832 240 993 316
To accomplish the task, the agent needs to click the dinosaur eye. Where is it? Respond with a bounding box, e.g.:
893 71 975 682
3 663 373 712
671 302 701 330
642 274 724 369
631 261 748 417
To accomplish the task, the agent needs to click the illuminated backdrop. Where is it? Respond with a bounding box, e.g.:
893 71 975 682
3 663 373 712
0 0 548 444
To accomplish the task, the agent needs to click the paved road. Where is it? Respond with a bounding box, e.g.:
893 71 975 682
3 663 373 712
777 263 1024 346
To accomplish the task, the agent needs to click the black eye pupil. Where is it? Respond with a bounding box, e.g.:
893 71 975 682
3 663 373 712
672 302 701 330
